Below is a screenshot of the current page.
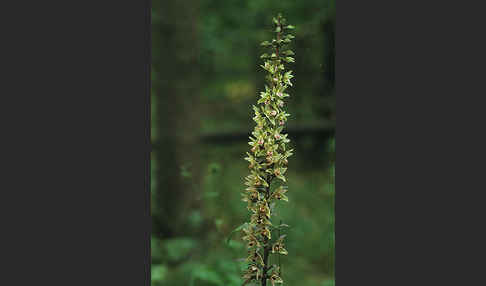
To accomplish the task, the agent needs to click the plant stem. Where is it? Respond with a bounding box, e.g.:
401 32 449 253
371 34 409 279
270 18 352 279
261 174 274 286
276 19 281 58
261 21 281 286
261 245 270 286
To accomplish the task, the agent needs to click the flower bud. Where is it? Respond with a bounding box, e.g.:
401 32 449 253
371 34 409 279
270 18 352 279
270 110 277 116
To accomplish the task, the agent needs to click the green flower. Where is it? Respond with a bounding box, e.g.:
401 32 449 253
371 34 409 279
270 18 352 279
271 235 288 255
269 272 283 286
271 186 289 202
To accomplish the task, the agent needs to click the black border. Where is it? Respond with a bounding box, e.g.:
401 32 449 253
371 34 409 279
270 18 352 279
145 0 152 284
3 1 151 285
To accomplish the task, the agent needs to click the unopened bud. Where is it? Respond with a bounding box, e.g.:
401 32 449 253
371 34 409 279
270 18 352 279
270 110 277 116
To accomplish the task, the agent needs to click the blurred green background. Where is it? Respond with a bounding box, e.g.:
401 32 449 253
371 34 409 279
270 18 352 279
151 0 335 285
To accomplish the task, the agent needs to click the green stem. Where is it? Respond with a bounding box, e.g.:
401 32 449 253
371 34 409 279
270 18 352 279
261 181 271 286
261 17 282 286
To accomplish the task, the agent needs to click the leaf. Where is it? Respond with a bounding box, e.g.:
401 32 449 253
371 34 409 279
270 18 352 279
284 57 295 63
269 117 276 126
226 222 249 244
189 265 225 286
257 97 267 104
151 265 168 282
165 238 197 262
286 25 295 29
279 248 288 255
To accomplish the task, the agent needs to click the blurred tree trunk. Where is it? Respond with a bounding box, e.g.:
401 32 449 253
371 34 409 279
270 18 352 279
322 17 335 95
152 0 200 238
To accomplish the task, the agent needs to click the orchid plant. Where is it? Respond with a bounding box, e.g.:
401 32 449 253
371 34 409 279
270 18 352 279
240 13 295 286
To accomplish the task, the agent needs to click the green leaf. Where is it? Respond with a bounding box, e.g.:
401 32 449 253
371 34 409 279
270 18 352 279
189 265 225 286
165 238 197 262
286 25 295 29
269 117 276 126
151 265 168 282
226 222 248 244
284 57 295 63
